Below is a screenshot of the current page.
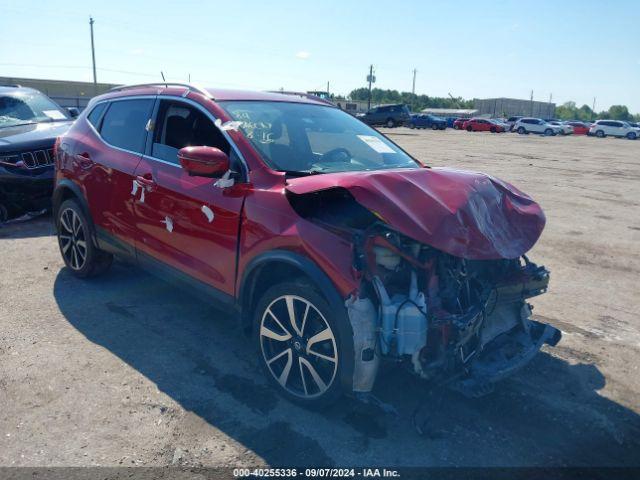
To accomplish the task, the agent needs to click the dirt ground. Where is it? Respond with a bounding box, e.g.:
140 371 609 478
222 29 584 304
1 129 639 468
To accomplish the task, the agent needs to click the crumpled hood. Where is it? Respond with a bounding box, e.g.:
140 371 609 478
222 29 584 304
285 167 546 260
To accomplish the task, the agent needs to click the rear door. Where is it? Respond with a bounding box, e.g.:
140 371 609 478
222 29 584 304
132 97 246 298
82 97 155 252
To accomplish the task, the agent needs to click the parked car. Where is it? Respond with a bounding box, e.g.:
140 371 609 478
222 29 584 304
54 83 560 406
506 116 523 131
628 122 639 129
547 121 574 135
462 118 505 133
408 114 447 130
452 118 468 130
589 120 639 139
564 121 589 135
357 104 411 128
0 85 75 222
513 118 563 136
445 117 458 128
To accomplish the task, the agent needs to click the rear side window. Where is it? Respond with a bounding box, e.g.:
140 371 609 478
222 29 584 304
100 99 154 153
87 102 107 128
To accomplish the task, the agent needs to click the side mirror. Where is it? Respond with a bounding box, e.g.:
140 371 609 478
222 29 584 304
178 146 229 178
66 107 80 118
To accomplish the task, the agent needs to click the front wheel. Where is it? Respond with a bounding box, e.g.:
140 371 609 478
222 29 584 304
627 132 637 140
431 124 438 130
386 118 396 128
453 124 460 130
466 126 473 132
255 282 345 407
596 130 605 138
57 199 113 278
544 128 553 136
490 127 496 133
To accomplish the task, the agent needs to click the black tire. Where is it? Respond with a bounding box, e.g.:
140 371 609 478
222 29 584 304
466 125 473 132
431 124 438 130
490 127 496 133
596 130 605 138
0 203 8 223
453 124 460 130
517 126 526 134
627 132 637 140
254 281 348 408
56 199 113 278
386 118 395 128
408 123 415 129
544 128 553 136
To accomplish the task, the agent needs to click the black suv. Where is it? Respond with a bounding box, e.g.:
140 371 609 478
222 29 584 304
0 85 75 221
358 104 411 128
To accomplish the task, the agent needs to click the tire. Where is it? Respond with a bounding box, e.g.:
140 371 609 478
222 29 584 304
0 203 8 223
544 128 553 136
254 281 347 408
453 124 460 130
431 124 438 130
596 130 605 138
466 126 473 132
517 127 526 134
409 123 415 129
57 199 113 278
386 118 395 128
490 127 496 133
627 132 637 140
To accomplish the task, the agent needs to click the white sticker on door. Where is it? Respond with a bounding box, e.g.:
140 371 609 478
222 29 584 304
356 135 395 154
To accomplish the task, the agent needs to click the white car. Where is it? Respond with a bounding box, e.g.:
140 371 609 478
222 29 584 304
589 120 639 139
548 121 574 135
514 118 563 136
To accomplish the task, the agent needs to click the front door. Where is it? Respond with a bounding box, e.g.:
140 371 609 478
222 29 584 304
132 98 246 297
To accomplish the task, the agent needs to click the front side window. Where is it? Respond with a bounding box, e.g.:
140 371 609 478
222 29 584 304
220 101 419 174
0 90 69 128
151 100 230 164
100 99 154 153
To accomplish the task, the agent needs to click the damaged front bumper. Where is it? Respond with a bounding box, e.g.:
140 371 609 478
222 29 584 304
450 320 561 397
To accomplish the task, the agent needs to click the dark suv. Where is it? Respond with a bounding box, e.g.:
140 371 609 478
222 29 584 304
0 85 75 221
54 83 559 406
357 104 411 128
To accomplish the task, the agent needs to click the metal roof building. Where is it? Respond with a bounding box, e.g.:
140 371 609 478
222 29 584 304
419 108 478 117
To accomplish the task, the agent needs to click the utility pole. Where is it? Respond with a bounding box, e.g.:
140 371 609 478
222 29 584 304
530 90 534 116
412 68 417 95
326 81 330 96
592 97 596 121
367 65 374 111
89 16 97 93
549 93 553 118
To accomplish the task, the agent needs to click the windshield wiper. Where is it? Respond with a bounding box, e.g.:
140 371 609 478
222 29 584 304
0 121 38 129
281 168 326 177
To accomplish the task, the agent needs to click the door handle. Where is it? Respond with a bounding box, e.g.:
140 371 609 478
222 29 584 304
135 175 156 190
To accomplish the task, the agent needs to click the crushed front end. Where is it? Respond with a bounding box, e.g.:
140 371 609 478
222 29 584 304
348 227 561 397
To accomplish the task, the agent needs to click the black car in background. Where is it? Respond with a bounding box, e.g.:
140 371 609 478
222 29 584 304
0 85 75 222
357 103 411 127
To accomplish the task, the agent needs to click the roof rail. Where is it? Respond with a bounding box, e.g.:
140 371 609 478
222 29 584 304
109 82 213 99
0 83 22 88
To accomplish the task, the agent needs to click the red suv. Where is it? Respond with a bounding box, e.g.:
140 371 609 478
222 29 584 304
53 83 560 406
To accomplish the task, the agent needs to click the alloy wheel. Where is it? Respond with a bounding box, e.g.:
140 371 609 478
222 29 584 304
259 295 338 399
58 208 87 271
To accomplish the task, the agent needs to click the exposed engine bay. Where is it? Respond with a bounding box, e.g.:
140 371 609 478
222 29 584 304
288 185 562 397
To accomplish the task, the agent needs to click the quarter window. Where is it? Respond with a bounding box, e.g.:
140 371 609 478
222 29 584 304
87 102 107 128
100 99 154 153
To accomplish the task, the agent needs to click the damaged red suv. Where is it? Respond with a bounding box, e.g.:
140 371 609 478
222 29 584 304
54 83 560 406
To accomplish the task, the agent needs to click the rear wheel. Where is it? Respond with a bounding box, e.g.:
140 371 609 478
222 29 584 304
596 130 605 138
517 126 526 134
386 118 395 128
255 281 345 408
409 123 415 129
57 199 113 278
431 124 438 130
544 128 553 136
490 127 496 133
466 125 473 132
453 124 460 130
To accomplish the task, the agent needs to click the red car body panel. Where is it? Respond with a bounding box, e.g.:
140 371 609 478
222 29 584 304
285 167 545 260
462 119 505 132
567 123 589 135
55 86 545 302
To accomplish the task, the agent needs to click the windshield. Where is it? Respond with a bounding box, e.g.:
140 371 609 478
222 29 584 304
219 101 420 174
0 91 69 128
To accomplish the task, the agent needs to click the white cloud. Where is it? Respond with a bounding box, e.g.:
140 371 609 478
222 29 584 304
295 51 310 60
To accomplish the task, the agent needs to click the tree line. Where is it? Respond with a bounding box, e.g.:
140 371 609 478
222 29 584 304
339 88 639 122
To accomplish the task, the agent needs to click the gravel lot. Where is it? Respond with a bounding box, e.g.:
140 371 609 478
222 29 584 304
1 129 639 468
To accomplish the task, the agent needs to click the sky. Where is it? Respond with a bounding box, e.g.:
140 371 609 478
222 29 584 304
2 0 639 113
